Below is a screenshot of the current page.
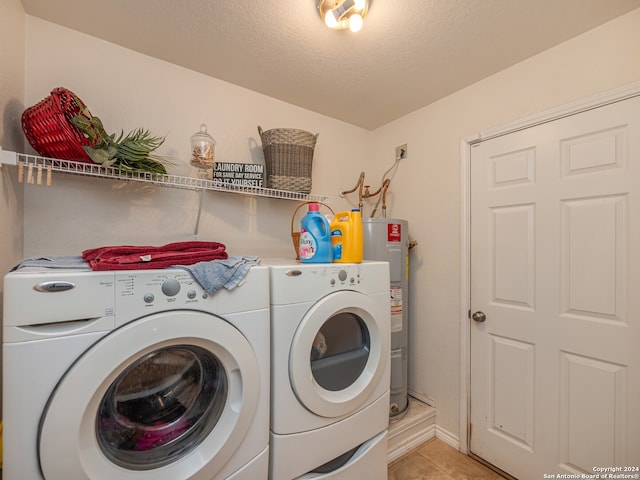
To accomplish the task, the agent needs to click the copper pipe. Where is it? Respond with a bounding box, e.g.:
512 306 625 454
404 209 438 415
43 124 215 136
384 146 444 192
362 183 383 198
340 171 365 209
342 171 392 215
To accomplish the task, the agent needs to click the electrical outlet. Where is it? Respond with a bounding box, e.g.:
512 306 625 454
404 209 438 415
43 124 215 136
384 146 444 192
395 144 408 160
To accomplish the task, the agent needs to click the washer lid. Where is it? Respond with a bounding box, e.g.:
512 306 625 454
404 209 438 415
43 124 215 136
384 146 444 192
39 310 259 480
289 290 389 418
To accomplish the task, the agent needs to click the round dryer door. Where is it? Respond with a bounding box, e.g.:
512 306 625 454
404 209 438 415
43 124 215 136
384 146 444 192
289 290 390 418
38 310 260 480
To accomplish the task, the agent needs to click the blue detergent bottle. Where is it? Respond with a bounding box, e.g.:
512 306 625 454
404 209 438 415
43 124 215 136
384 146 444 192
299 203 333 263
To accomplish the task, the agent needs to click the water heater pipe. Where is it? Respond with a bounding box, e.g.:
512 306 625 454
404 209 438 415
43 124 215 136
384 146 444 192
339 171 365 210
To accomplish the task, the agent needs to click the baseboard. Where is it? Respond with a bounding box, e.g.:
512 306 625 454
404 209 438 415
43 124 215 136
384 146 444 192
386 398 463 464
435 425 460 450
406 389 435 407
387 398 436 463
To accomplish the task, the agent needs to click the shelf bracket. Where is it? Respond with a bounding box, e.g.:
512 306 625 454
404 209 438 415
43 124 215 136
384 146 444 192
193 188 205 239
0 149 17 166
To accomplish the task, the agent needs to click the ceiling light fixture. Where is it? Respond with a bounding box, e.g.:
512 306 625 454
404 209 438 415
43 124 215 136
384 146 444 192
317 0 370 33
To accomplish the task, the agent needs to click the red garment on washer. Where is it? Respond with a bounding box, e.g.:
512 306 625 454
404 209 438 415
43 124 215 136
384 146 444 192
82 241 227 271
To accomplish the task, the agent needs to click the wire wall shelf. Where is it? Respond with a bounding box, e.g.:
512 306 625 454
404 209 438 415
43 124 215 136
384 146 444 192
0 150 331 203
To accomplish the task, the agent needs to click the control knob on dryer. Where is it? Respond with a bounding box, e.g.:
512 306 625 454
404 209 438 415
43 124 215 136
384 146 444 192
161 278 181 297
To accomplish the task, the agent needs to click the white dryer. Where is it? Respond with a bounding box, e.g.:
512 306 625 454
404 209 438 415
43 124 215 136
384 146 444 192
264 259 390 480
2 266 270 480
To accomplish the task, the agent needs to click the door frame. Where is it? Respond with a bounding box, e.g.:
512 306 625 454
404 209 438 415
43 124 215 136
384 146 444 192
458 80 640 455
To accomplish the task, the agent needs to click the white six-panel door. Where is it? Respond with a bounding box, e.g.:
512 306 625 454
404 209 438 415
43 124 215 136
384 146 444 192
470 95 640 478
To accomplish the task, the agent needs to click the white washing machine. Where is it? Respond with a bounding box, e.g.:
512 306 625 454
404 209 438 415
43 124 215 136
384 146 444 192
2 266 270 480
264 259 390 480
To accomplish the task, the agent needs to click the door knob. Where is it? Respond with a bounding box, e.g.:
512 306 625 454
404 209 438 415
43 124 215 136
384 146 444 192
472 311 486 322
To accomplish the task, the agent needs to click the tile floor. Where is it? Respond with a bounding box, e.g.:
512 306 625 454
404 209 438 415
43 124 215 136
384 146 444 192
388 438 508 480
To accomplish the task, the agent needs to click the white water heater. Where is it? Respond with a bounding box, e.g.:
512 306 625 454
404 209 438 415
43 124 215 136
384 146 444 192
362 218 409 417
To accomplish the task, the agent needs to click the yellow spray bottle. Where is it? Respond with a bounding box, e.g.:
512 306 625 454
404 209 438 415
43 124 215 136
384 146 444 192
330 209 363 263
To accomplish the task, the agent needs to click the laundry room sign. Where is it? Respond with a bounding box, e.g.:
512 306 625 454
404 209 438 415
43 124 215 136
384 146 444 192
213 162 264 187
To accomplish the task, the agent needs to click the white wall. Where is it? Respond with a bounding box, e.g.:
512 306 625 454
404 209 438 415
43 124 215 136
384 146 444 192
372 8 640 440
0 0 25 273
23 17 371 258
0 0 26 416
9 3 640 449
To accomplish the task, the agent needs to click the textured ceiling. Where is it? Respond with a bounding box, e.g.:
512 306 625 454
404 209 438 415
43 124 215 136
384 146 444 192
20 0 640 130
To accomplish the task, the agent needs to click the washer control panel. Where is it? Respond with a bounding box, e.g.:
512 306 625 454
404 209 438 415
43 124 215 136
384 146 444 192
329 267 359 287
115 270 209 317
266 260 390 305
285 264 361 287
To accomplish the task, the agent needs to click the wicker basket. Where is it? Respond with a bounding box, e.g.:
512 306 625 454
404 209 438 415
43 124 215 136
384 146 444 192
291 201 334 259
21 87 96 163
258 126 318 193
